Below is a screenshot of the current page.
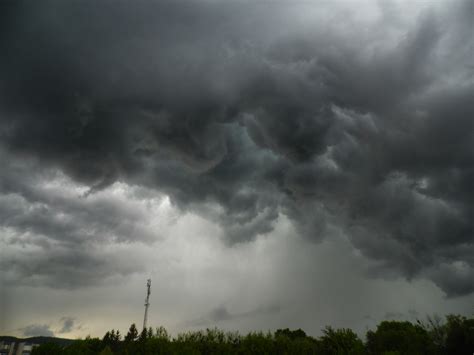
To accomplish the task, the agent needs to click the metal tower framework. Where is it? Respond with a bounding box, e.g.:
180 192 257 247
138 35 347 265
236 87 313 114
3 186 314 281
143 278 151 331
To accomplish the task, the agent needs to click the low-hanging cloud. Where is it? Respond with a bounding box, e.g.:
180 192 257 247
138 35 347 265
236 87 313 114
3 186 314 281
58 317 76 334
185 304 282 327
22 324 54 337
0 0 472 297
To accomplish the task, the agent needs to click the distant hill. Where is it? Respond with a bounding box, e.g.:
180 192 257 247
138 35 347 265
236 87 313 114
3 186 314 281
0 335 74 347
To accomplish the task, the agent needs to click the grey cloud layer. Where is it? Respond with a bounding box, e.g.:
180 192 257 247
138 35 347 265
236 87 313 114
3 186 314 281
0 1 472 296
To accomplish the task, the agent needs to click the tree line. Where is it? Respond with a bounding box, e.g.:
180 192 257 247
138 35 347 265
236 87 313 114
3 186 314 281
32 314 474 354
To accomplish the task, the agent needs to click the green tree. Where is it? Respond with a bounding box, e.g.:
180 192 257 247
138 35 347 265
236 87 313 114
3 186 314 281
366 320 434 355
418 315 446 352
62 337 102 355
444 314 474 355
102 328 121 352
139 327 148 342
125 323 139 342
147 326 154 339
114 330 121 342
317 326 366 355
155 326 170 341
102 331 111 344
31 342 63 355
275 328 307 340
98 345 113 355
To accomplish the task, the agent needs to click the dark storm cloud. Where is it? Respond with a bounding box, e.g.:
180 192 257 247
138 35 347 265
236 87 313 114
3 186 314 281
0 154 158 246
0 0 472 296
0 152 156 288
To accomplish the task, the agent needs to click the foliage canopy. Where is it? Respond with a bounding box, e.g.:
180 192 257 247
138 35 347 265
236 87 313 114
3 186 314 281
32 314 474 355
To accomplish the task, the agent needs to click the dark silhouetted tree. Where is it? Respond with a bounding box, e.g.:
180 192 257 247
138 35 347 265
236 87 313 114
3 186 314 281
444 315 474 355
366 320 434 355
275 328 307 340
124 323 138 342
317 326 365 355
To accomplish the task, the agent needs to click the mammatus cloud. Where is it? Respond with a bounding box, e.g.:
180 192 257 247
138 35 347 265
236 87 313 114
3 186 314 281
0 0 472 297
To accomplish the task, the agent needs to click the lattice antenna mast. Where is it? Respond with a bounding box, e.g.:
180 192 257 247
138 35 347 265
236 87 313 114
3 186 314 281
143 278 151 331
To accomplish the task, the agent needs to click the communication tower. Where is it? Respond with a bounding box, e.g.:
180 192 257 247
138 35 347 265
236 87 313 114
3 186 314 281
143 279 151 331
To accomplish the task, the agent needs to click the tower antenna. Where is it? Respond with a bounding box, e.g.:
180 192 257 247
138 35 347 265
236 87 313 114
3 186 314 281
143 278 151 331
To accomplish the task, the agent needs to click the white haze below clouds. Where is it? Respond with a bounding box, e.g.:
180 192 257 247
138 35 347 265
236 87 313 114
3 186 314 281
1 173 472 338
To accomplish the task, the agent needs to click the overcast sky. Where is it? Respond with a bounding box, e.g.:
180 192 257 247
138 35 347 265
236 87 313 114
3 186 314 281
0 0 473 339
